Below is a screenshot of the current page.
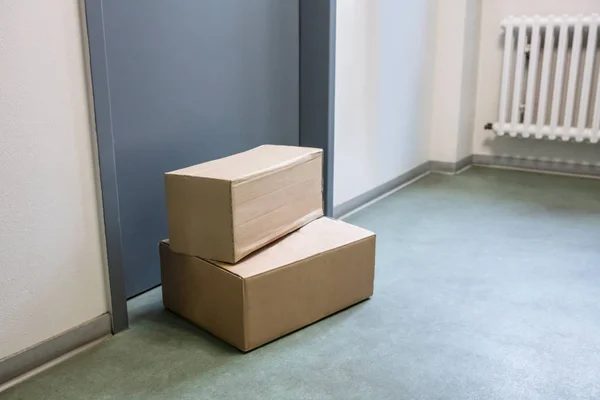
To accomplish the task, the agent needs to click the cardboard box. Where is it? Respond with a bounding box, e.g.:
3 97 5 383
160 217 376 352
165 145 323 263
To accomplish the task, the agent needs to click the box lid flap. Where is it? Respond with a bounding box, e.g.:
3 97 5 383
211 218 374 278
165 145 322 183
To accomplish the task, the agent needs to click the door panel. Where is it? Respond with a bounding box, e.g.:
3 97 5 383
98 0 299 297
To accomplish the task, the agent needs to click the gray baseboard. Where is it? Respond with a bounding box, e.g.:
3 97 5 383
333 161 430 218
430 155 473 174
473 154 600 178
333 154 600 218
0 313 111 385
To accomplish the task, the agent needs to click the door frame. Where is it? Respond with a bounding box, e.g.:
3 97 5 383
84 0 336 334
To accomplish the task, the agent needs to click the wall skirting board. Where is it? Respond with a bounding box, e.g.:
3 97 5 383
335 154 600 218
0 314 111 386
333 162 431 218
472 155 600 178
430 155 473 174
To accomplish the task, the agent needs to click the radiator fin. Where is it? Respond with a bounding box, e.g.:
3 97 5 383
493 14 600 143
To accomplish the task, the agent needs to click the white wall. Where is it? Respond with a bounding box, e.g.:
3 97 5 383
334 0 435 206
0 0 109 360
472 0 600 163
456 0 482 161
429 0 482 163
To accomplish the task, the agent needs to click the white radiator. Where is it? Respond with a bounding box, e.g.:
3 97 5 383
493 14 600 143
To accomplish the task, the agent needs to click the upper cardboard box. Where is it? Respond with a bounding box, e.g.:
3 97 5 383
165 145 324 263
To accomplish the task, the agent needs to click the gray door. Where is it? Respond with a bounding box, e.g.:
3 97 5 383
87 1 299 298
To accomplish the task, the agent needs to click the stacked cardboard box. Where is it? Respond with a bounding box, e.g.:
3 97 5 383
161 145 376 351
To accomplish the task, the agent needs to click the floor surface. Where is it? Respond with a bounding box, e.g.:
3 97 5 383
3 167 600 400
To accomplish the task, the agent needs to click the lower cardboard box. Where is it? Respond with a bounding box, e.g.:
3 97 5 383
159 217 376 352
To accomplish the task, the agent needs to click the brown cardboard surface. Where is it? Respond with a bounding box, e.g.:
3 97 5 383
160 242 245 349
212 217 375 278
164 176 234 262
165 145 324 263
159 217 376 352
167 145 322 182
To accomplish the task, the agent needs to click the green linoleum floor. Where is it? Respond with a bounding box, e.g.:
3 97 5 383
3 166 600 400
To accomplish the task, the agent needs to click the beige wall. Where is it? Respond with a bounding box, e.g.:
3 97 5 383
429 0 481 163
334 0 435 206
456 0 482 161
0 0 109 360
472 0 600 163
